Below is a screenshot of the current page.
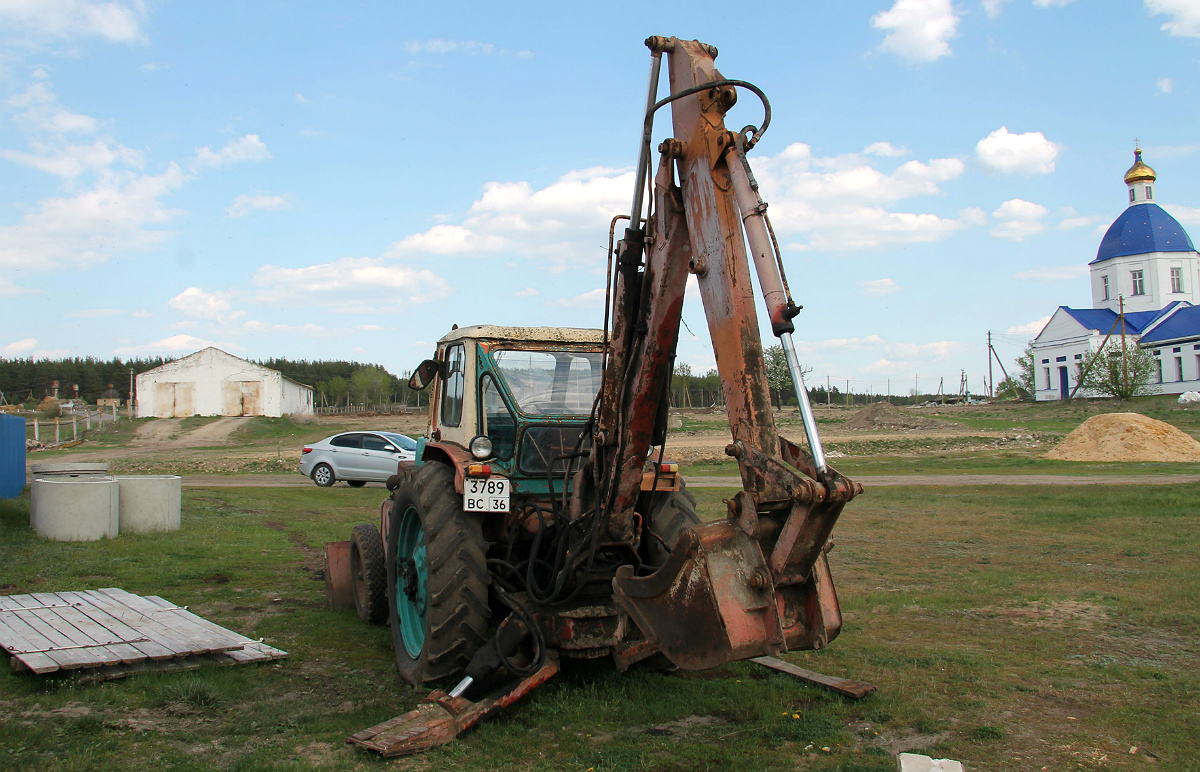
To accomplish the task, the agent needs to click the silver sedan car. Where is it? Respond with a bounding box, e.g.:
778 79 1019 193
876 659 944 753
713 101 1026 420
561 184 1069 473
299 431 417 487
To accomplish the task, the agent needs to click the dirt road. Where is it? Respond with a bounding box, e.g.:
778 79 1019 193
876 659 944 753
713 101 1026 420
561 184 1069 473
176 472 1200 489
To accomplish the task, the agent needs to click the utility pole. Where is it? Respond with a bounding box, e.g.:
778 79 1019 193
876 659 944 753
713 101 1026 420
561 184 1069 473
827 375 831 406
1120 295 1128 397
128 368 134 418
987 331 994 398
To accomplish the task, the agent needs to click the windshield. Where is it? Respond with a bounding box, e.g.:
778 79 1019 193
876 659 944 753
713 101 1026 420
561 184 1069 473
493 348 604 415
382 432 417 451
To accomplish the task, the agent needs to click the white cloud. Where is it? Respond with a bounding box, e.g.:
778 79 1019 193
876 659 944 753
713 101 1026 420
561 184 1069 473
1007 316 1051 336
1 337 38 357
65 307 123 318
513 287 540 297
1013 265 1088 281
168 287 239 320
871 0 959 63
0 82 144 178
1147 144 1199 158
242 320 332 336
1146 0 1200 38
549 288 605 308
192 135 271 169
1033 0 1073 6
1165 204 1200 225
0 0 148 43
140 62 168 72
294 92 311 104
1059 214 1101 230
227 194 290 218
752 143 974 251
857 278 901 297
1157 77 1174 94
976 127 1059 174
0 164 185 270
114 334 226 357
130 309 152 318
403 39 533 58
251 257 452 312
982 0 1009 18
990 198 1048 241
388 167 631 268
0 276 34 296
357 324 383 331
885 340 968 359
863 141 909 157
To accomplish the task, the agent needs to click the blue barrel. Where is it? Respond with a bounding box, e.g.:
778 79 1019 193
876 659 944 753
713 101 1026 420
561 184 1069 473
0 414 27 498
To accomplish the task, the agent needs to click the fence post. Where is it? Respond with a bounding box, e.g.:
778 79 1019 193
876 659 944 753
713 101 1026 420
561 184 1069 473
55 417 60 445
86 412 92 431
72 416 78 440
33 419 39 442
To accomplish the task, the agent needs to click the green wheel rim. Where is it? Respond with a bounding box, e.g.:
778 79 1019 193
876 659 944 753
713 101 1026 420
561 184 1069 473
395 504 428 658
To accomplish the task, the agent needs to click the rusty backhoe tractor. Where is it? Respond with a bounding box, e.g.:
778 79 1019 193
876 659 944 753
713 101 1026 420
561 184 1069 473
347 36 863 757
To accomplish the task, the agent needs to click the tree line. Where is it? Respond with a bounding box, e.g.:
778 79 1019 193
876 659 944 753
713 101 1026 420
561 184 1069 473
0 356 418 408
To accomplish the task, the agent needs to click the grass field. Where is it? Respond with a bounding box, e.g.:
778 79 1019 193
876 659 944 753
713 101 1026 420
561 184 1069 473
3 474 1197 771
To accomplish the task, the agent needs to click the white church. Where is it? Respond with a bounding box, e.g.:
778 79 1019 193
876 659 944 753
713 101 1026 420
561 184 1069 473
1031 149 1200 400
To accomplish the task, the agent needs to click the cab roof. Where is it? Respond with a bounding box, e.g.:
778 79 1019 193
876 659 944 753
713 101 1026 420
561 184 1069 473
437 325 605 346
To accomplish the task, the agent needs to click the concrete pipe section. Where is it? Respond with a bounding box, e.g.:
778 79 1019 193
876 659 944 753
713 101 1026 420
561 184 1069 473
115 475 183 533
30 462 110 481
30 476 120 541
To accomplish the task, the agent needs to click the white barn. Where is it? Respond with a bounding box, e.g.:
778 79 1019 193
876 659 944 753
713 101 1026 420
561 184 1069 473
135 347 314 418
1031 149 1200 400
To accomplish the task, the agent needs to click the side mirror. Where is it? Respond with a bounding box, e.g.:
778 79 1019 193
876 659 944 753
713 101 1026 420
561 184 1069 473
408 358 443 391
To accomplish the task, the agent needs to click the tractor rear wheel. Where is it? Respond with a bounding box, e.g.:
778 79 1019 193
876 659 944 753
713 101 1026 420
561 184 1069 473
386 462 489 685
645 481 700 568
350 523 387 625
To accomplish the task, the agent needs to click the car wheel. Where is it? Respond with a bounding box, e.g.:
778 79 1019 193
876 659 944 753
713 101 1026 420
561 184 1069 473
311 463 335 487
350 523 388 625
347 480 367 488
387 462 489 685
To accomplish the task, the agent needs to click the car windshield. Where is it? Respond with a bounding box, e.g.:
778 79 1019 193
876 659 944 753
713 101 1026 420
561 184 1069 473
492 348 604 415
382 433 417 451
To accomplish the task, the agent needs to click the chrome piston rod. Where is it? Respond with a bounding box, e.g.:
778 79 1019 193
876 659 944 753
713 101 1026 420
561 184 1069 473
729 149 829 476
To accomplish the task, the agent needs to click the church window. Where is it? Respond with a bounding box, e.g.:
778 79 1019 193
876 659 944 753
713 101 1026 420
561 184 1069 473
1102 275 1110 300
1176 357 1184 382
1146 185 1153 200
1131 270 1145 296
1157 359 1163 384
1129 189 1136 203
1171 267 1183 293
1043 367 1050 389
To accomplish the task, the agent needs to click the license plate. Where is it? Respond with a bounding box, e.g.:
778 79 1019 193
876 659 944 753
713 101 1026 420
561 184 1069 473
464 477 510 513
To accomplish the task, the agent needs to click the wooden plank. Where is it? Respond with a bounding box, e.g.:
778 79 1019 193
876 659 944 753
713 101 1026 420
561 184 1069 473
750 656 878 699
36 592 148 665
76 590 200 657
0 599 62 674
28 593 127 667
0 596 97 671
53 591 176 661
94 589 244 654
141 595 256 646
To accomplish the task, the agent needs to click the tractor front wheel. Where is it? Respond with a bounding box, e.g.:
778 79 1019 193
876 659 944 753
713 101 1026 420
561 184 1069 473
386 462 489 686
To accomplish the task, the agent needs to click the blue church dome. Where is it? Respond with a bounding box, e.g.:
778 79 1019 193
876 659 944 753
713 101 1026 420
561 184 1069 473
1092 203 1195 264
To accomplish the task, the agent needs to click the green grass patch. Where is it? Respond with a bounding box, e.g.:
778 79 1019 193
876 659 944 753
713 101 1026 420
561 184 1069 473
3 477 1199 770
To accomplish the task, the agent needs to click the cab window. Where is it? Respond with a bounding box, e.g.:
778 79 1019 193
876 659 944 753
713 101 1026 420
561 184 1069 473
480 373 515 460
440 343 466 427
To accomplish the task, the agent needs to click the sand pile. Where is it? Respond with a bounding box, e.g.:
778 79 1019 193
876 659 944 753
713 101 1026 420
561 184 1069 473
843 401 946 432
1044 412 1200 462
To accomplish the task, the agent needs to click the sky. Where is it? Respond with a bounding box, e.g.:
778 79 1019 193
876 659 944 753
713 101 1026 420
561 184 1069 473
2 0 1200 397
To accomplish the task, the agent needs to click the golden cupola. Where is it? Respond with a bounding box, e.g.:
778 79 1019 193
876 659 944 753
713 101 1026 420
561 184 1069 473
1124 147 1157 206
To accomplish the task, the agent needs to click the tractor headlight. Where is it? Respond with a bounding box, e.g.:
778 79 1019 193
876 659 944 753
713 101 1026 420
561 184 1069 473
469 435 494 460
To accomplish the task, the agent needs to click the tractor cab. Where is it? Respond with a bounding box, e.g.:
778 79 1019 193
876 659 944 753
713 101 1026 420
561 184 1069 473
410 325 606 501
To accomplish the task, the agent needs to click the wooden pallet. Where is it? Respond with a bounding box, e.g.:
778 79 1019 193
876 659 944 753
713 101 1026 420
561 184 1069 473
0 588 287 680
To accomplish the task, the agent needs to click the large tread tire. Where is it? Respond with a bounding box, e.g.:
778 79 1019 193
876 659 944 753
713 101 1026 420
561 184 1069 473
387 462 490 686
350 523 388 625
347 480 367 488
645 480 701 568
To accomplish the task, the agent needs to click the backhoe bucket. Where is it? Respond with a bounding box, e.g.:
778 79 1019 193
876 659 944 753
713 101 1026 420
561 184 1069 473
612 520 786 670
